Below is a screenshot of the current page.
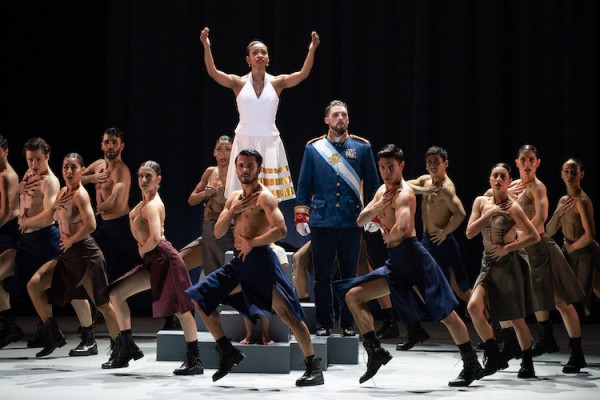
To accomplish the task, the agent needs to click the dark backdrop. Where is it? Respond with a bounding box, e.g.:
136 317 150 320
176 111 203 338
2 1 599 317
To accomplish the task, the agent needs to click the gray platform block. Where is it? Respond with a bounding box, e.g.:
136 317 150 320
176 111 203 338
300 302 316 333
290 335 328 371
327 334 359 364
157 331 291 373
221 309 290 342
156 330 188 361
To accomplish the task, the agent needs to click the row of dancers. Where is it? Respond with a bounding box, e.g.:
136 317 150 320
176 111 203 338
0 129 597 388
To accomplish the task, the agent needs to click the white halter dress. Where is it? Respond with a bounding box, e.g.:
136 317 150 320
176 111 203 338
224 73 295 201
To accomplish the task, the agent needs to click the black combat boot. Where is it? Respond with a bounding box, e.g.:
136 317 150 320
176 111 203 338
27 321 45 348
174 340 203 375
376 319 400 339
360 337 393 383
101 331 144 369
562 337 587 374
500 327 522 361
296 356 325 386
69 325 98 356
481 339 509 377
448 350 484 387
396 321 430 351
517 348 536 378
212 337 245 382
0 311 24 349
35 317 66 358
532 320 559 357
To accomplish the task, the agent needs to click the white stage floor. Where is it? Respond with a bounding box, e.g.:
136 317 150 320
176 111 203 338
1 317 599 400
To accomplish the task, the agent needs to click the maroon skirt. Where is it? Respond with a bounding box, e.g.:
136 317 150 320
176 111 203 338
47 236 109 307
107 240 194 317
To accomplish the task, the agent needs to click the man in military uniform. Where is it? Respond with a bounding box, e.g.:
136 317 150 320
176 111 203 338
295 100 380 336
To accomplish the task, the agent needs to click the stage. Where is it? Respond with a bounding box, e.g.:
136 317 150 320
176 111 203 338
1 316 599 400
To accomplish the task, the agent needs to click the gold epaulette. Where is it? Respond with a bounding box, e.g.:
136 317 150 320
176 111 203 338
307 135 326 145
350 134 370 143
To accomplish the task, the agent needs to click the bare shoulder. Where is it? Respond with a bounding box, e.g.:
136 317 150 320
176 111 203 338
226 190 243 204
259 186 278 207
86 158 105 172
112 160 131 175
73 186 91 205
440 177 458 195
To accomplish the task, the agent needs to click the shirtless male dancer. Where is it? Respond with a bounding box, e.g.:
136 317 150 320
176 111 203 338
185 149 324 386
401 146 472 350
335 144 483 387
0 135 20 348
76 128 143 352
1 138 61 348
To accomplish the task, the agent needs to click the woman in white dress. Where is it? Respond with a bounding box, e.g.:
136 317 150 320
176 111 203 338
199 27 320 201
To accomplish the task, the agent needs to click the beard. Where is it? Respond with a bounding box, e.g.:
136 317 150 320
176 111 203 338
104 149 120 159
330 124 347 135
239 174 259 185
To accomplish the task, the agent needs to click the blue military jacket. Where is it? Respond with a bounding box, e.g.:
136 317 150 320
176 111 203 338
296 133 380 229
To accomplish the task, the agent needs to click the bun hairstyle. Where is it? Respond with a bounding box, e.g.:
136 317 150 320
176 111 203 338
217 135 234 144
64 152 85 167
246 40 267 56
517 144 539 158
139 160 162 176
492 163 512 174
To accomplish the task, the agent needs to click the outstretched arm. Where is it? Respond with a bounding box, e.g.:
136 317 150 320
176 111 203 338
271 32 320 92
199 27 244 90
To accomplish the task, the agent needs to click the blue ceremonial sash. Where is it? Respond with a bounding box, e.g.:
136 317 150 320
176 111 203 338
312 138 364 207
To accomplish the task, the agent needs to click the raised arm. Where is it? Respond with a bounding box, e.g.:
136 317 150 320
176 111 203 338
271 32 320 92
407 175 439 196
199 27 244 90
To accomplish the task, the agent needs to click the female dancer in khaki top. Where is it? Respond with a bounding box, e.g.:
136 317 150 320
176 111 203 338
102 161 201 375
466 163 540 379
